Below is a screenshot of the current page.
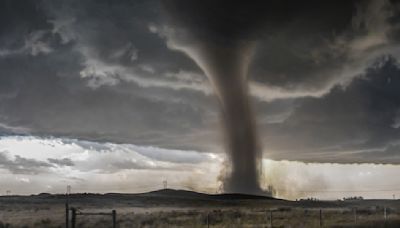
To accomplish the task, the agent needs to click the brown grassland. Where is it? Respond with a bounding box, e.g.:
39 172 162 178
0 190 399 227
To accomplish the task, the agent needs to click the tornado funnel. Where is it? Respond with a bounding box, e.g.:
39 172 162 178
195 43 262 194
161 0 267 194
161 0 357 195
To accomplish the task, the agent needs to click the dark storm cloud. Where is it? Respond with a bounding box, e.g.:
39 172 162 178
0 0 50 49
161 0 358 95
43 0 204 87
247 1 354 89
162 0 355 42
263 56 400 163
248 0 400 98
0 0 219 152
0 151 53 174
0 0 399 166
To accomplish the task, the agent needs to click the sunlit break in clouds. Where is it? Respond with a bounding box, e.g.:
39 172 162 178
0 136 400 200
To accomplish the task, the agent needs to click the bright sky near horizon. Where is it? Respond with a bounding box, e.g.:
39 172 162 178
1 136 399 200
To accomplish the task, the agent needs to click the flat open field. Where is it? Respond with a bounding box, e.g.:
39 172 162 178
0 189 399 227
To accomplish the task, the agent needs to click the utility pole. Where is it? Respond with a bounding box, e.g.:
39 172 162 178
66 185 71 228
163 180 167 189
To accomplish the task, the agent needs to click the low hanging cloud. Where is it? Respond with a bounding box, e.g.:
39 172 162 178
47 158 74 167
0 136 218 174
0 136 222 194
0 152 53 174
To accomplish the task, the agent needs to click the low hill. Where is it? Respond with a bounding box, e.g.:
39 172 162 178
140 188 277 200
0 188 278 207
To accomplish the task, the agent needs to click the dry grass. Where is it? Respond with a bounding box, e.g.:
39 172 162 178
0 206 399 227
0 194 399 227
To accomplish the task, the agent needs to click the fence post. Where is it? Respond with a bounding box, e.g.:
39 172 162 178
112 210 117 228
65 203 69 228
270 210 273 228
71 208 76 228
384 206 388 222
319 209 322 227
353 208 357 225
206 212 210 228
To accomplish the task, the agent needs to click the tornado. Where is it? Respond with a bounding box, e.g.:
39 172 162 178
198 43 262 194
162 0 266 194
177 40 261 194
161 0 355 194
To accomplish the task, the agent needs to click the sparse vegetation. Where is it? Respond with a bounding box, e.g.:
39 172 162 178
0 191 399 227
1 207 399 227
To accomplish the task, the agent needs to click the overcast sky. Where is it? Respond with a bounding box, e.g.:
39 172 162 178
1 0 400 199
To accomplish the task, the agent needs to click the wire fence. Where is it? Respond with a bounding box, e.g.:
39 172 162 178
66 203 116 228
63 204 399 227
